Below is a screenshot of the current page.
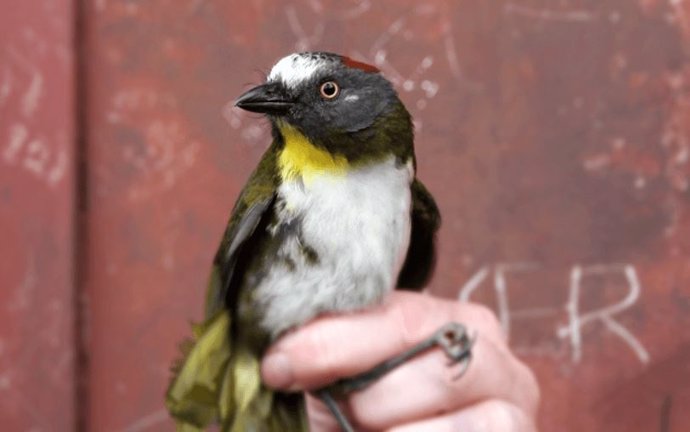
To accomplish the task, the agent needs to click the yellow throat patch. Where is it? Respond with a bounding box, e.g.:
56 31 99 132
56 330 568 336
278 124 348 184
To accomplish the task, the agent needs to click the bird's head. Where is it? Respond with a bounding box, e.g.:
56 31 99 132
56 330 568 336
235 52 413 163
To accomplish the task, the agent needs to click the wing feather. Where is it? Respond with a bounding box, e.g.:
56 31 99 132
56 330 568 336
205 145 279 318
167 142 288 430
396 178 441 290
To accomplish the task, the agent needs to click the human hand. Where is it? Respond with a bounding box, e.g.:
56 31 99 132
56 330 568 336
261 291 540 431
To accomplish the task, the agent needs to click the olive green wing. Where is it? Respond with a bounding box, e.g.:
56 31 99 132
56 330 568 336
166 143 307 431
397 178 441 290
205 203 276 321
203 142 282 319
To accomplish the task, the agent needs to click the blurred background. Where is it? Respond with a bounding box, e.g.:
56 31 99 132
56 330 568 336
2 0 690 430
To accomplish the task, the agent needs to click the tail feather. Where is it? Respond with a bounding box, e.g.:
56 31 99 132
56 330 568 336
166 311 307 431
166 311 231 428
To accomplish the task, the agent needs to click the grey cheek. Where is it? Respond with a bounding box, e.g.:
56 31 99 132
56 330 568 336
344 94 360 102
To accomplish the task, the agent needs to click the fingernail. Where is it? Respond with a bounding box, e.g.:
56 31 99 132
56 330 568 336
262 352 294 389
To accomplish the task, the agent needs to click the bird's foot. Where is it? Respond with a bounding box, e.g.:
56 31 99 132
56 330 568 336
313 322 475 432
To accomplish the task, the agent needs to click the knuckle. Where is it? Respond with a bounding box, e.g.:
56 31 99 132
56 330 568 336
466 303 505 341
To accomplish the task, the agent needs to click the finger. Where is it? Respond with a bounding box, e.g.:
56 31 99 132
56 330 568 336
386 399 537 432
261 291 506 390
345 331 538 430
304 393 348 432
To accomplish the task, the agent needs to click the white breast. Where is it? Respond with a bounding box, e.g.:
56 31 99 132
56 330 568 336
254 156 413 336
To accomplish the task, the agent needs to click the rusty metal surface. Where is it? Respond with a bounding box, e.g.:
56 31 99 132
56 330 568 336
0 0 77 430
76 0 690 431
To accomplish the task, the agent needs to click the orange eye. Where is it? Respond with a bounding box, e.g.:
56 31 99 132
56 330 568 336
319 81 339 99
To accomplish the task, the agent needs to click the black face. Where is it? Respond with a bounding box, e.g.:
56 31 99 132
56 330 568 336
236 54 401 138
285 66 399 137
235 52 413 161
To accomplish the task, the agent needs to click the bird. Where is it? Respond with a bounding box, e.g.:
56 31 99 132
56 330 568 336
165 51 473 432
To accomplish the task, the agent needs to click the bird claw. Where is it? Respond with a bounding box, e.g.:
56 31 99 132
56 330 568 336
432 322 476 379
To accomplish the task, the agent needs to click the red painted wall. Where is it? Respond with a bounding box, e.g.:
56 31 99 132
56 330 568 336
3 0 690 430
0 0 77 430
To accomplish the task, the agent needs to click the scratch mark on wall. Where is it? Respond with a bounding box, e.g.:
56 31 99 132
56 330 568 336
7 254 37 312
47 149 68 186
0 67 12 107
661 71 690 193
356 3 443 122
123 120 202 201
441 20 463 80
306 0 323 13
112 88 177 111
3 123 28 163
420 79 439 98
505 3 597 22
669 0 689 38
285 4 324 51
118 408 168 432
7 47 44 117
222 102 242 130
21 68 43 117
337 0 372 20
22 137 50 176
0 371 11 391
3 124 68 187
583 153 611 171
281 1 456 123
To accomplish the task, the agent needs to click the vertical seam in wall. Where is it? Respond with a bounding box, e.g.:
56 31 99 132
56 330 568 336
72 0 90 431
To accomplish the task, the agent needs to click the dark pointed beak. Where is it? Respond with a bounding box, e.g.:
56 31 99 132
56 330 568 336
235 83 294 116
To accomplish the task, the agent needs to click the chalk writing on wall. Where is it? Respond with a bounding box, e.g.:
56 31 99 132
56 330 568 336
458 263 650 365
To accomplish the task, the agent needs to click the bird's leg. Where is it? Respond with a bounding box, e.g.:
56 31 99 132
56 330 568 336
313 322 475 432
314 388 356 432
